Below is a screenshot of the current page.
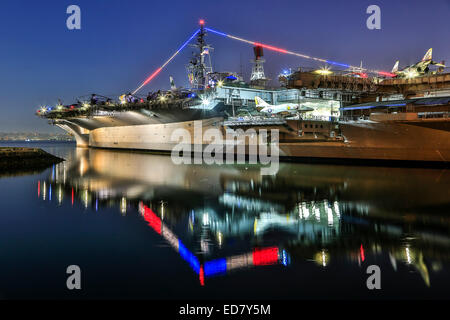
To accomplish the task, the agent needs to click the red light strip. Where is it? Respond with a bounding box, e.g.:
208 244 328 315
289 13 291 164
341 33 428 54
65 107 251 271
133 67 163 95
254 42 288 54
132 28 201 94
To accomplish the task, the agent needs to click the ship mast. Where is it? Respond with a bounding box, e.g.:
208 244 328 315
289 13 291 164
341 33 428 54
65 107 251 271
187 20 213 90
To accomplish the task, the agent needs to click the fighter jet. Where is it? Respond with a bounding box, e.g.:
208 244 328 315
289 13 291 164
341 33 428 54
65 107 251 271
254 97 314 115
392 48 446 78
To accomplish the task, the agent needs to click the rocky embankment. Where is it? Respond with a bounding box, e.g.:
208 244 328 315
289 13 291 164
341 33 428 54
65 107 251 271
0 147 63 176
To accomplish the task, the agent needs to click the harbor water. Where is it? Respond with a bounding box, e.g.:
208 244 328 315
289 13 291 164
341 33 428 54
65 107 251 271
0 141 449 299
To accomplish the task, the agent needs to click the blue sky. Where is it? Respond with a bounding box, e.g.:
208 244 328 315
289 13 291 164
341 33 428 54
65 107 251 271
0 0 449 132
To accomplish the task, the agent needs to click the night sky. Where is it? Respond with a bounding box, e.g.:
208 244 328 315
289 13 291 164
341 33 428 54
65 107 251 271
1 0 449 133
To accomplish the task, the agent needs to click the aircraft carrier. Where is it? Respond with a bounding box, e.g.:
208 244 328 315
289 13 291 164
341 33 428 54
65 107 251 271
36 22 450 165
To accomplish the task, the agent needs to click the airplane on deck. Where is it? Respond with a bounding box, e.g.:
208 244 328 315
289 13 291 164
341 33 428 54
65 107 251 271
391 48 446 78
254 97 314 115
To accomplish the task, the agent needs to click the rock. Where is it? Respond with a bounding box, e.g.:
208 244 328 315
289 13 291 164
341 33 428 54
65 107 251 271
0 147 64 176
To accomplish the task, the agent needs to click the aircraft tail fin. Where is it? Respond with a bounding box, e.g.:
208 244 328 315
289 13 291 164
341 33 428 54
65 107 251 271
169 76 176 90
254 96 269 107
422 48 432 61
392 61 399 73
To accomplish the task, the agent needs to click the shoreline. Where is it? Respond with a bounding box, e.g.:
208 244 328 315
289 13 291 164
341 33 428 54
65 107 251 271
0 147 64 176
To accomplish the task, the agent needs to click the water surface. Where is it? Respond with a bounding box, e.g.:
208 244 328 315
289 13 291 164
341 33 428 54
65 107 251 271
0 141 449 299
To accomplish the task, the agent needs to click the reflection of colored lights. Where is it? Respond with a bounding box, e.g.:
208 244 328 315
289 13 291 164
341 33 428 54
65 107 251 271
120 197 127 215
71 188 74 206
202 212 209 225
199 266 205 286
227 253 253 271
204 258 227 277
83 190 88 208
217 232 223 247
253 247 279 266
38 181 40 198
281 250 291 266
144 206 161 234
179 241 201 274
327 206 334 226
43 181 46 200
314 250 329 267
160 201 165 220
141 205 284 286
161 226 179 249
360 244 365 262
405 247 412 264
334 201 340 217
58 186 63 204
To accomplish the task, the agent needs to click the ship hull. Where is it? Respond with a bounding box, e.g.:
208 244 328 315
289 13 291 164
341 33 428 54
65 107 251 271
76 117 450 164
278 120 450 162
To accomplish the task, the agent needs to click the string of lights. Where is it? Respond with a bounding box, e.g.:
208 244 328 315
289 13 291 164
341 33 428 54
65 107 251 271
132 28 200 94
204 26 396 77
132 21 396 93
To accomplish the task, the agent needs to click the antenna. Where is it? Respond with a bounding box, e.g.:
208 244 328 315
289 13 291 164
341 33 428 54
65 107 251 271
250 45 268 86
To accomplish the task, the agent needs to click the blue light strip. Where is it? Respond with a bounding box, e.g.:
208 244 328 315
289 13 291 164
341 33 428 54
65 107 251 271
204 27 228 37
176 29 201 52
326 60 350 68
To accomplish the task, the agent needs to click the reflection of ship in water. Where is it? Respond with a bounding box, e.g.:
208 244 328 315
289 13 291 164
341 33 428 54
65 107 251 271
40 148 450 286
